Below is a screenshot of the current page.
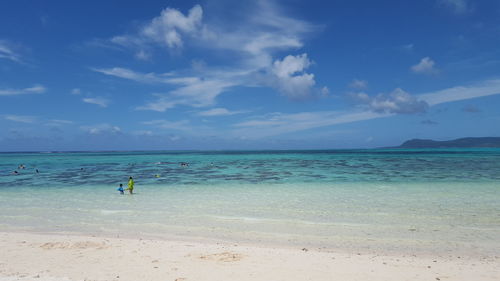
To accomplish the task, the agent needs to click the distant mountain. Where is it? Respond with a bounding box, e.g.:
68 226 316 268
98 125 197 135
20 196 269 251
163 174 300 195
397 137 500 148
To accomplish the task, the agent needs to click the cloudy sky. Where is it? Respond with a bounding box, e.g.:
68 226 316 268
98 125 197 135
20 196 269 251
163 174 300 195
1 0 499 151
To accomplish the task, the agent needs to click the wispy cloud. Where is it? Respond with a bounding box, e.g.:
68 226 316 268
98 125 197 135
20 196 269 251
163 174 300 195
348 79 368 90
421 119 438 125
3 114 37 123
71 88 81 95
80 123 121 135
45 119 74 126
142 119 192 131
418 79 500 106
411 57 439 75
349 88 428 114
94 2 325 110
92 67 174 84
197 107 248 117
234 78 500 138
137 78 236 112
0 85 46 96
438 0 470 15
0 40 22 63
82 97 110 107
234 111 387 138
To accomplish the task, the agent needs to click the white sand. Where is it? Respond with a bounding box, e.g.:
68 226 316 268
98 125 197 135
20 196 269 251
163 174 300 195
0 231 499 281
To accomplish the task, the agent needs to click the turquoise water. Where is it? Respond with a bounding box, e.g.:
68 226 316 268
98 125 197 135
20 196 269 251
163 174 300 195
1 149 500 255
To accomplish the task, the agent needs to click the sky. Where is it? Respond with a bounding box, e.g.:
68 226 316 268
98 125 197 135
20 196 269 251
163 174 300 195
1 0 500 151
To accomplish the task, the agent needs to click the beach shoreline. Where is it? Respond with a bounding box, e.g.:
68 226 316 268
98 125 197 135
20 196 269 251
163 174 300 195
1 231 499 281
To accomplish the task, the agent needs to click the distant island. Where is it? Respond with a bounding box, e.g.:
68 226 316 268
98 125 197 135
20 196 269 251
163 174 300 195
396 137 500 148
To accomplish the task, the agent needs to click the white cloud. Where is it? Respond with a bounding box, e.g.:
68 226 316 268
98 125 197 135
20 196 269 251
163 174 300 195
0 85 46 96
142 119 192 131
350 88 429 114
71 88 81 95
233 77 500 138
411 57 438 75
45 119 74 126
80 124 121 135
269 54 316 99
197 107 247 117
3 114 37 123
111 5 203 50
348 79 368 90
438 0 469 14
234 111 386 139
92 67 174 83
418 78 500 106
94 2 324 109
132 130 154 136
402 44 414 52
136 78 236 112
135 50 151 61
143 5 203 49
82 97 110 107
0 40 22 63
136 95 178 112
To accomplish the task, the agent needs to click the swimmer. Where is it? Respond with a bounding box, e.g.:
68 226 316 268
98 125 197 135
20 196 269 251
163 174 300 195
12 170 19 175
117 184 124 194
35 169 39 173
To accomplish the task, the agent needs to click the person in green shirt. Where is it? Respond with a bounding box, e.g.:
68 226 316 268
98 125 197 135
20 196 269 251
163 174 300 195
126 176 134 194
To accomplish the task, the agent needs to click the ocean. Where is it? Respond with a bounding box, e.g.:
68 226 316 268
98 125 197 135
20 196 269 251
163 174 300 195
1 149 499 255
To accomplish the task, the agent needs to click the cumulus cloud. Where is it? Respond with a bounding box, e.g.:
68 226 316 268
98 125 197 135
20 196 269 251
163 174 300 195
350 88 429 114
80 124 121 135
270 54 316 99
93 2 325 109
438 0 469 14
411 57 438 75
143 5 203 49
110 5 203 51
0 85 46 96
0 40 22 63
82 97 110 107
232 78 500 138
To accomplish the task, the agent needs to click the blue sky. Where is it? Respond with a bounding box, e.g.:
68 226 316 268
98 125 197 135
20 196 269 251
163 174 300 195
1 0 500 151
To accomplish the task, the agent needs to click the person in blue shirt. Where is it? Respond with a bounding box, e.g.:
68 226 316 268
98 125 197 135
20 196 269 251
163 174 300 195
117 183 124 194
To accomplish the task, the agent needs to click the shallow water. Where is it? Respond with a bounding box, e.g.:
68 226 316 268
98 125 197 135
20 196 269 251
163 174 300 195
1 149 500 255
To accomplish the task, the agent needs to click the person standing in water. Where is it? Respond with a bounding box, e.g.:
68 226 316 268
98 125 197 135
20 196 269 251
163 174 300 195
126 176 134 194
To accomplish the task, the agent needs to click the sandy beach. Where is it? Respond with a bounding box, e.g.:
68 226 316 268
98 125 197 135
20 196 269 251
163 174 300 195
1 231 499 281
